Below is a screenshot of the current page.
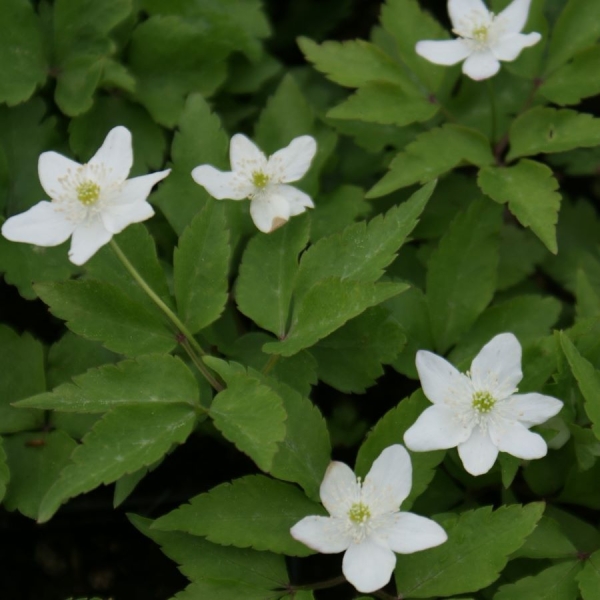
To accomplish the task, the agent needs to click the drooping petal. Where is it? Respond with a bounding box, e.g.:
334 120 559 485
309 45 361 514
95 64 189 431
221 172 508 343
462 51 501 80
415 39 472 65
404 405 472 451
266 136 317 183
1 201 76 246
101 200 154 235
489 420 548 459
415 350 473 406
470 333 522 399
229 134 268 180
249 191 292 233
192 165 254 200
448 0 490 29
343 539 396 594
88 126 133 186
497 0 533 34
290 516 352 554
320 461 360 518
38 152 82 199
507 393 563 427
361 445 412 516
491 32 542 61
374 512 447 554
274 184 314 215
457 425 499 476
68 217 113 265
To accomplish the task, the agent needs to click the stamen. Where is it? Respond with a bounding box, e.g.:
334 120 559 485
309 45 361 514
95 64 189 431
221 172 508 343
348 502 371 524
252 171 269 188
472 390 496 414
76 181 101 206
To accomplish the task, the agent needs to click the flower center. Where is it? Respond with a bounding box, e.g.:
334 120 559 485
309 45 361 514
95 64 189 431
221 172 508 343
348 502 371 524
472 390 496 413
76 181 101 206
472 24 490 42
252 171 269 189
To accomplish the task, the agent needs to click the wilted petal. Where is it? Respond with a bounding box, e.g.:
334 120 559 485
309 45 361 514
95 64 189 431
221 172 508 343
342 539 396 594
416 350 472 406
68 217 113 265
320 461 360 518
249 191 292 233
462 51 501 80
276 184 314 216
89 126 133 186
230 134 268 179
448 0 490 28
457 425 499 476
507 392 563 427
290 516 352 554
404 405 472 451
192 165 254 200
497 0 534 33
267 136 317 183
375 512 447 554
491 32 542 61
415 39 472 65
490 420 548 459
38 152 82 199
362 445 412 515
1 201 76 246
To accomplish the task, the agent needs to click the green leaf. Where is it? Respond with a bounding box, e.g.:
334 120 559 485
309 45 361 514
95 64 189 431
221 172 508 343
203 359 287 472
152 475 326 557
507 107 600 161
512 516 578 559
0 0 47 105
576 269 600 322
173 581 278 600
578 550 600 600
174 202 231 334
17 355 199 413
356 391 444 510
394 503 545 598
498 225 547 291
35 280 176 357
0 437 9 502
236 216 310 337
3 431 77 519
38 403 196 522
426 199 502 353
368 125 494 198
478 160 561 254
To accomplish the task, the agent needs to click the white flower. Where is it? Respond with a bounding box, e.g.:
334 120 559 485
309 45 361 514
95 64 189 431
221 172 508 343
290 445 447 594
404 333 563 476
1 126 170 266
192 134 317 233
416 0 542 80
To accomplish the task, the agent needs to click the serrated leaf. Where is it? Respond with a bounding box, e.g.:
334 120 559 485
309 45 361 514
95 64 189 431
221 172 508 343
172 581 277 600
426 199 502 353
578 550 600 600
479 160 561 254
38 403 196 522
368 125 494 198
152 475 326 556
498 225 547 291
174 202 231 334
17 355 199 413
395 503 545 598
512 516 578 559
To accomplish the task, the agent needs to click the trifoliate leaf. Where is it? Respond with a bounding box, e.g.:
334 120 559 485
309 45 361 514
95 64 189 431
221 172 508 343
578 550 600 600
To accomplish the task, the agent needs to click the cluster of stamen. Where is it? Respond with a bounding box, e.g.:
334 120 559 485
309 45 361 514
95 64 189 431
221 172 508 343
472 24 490 43
472 390 496 414
76 181 101 206
252 171 270 189
348 502 371 525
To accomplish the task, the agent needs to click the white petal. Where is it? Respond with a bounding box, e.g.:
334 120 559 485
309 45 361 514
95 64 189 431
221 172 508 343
275 184 314 216
457 425 499 476
489 420 548 459
88 126 133 186
497 0 533 34
68 217 113 265
491 32 542 61
101 200 154 235
404 405 472 451
507 393 563 427
462 51 501 80
416 350 472 406
343 539 396 594
229 134 268 179
249 191 292 233
290 516 352 554
320 461 360 518
470 333 522 399
1 201 76 246
266 136 317 183
374 512 447 554
415 39 472 65
448 0 490 28
361 445 412 515
191 165 254 200
38 152 82 199
114 169 171 205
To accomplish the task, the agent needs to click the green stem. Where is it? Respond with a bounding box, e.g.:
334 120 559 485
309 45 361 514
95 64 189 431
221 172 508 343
262 353 280 375
287 575 346 592
180 338 223 392
486 79 497 143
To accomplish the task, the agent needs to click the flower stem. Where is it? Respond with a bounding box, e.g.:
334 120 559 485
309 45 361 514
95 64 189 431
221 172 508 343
262 353 280 375
486 79 497 143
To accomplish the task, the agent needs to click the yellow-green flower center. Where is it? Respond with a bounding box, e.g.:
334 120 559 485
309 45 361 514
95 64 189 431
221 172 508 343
472 390 496 413
348 502 371 524
252 171 269 188
76 181 101 205
472 25 490 43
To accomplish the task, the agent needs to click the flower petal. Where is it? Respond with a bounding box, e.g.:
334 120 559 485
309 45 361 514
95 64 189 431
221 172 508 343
448 0 490 29
415 39 472 65
462 51 501 80
416 350 472 406
457 425 499 476
342 539 396 594
275 184 314 215
101 200 154 235
320 461 360 518
229 134 268 179
88 126 133 185
497 0 533 34
508 392 563 427
470 333 522 399
404 405 472 451
38 152 82 199
249 191 292 233
361 445 412 515
68 217 113 265
1 201 76 246
489 420 548 459
113 169 171 205
192 165 254 200
266 136 317 183
290 516 352 554
491 32 542 61
374 512 447 554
